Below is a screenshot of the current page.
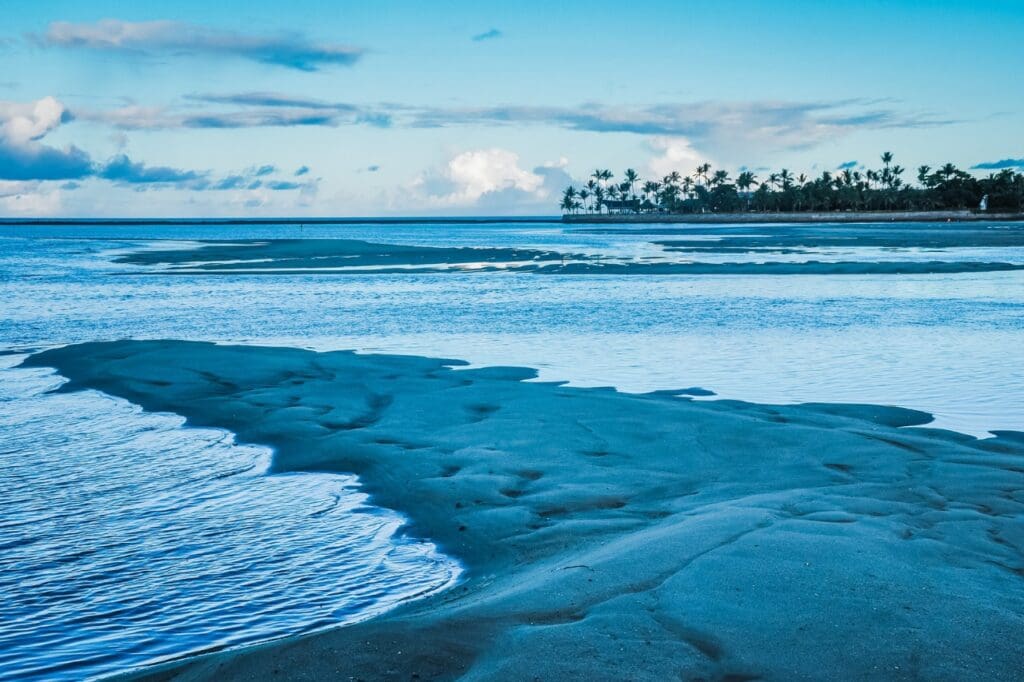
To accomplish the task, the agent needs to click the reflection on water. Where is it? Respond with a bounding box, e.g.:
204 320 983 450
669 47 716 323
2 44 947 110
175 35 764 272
0 357 459 680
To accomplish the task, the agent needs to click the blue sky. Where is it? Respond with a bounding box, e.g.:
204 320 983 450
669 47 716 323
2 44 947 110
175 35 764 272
1 0 1022 216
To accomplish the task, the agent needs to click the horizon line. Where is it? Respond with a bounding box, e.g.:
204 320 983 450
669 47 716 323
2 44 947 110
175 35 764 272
0 216 564 226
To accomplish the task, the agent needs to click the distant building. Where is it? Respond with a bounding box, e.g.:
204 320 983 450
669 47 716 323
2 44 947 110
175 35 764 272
979 194 989 211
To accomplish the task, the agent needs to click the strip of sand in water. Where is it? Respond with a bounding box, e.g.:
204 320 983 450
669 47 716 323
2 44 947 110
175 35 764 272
113 238 1024 275
24 341 1024 680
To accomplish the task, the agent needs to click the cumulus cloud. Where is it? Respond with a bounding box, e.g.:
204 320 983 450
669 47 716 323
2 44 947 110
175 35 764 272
0 96 69 143
413 148 541 205
37 20 364 71
645 137 707 179
971 158 1024 170
408 149 567 213
0 97 93 180
472 29 503 42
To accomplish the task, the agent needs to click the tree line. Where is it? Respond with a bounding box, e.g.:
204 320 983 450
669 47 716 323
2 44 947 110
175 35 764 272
560 153 1024 215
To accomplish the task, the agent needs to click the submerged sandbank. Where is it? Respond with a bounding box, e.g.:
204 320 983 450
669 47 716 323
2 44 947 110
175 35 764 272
25 341 1024 680
114 238 1024 275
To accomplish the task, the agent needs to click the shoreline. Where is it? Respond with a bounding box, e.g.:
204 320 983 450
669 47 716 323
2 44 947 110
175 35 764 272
24 340 1024 680
0 217 562 226
563 210 1024 224
3 211 1024 227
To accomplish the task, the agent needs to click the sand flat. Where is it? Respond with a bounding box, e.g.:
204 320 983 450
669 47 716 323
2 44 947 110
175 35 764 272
112 237 1024 275
25 340 1024 680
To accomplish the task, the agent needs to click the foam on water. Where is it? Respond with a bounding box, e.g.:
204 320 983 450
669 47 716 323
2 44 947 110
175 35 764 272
0 355 460 680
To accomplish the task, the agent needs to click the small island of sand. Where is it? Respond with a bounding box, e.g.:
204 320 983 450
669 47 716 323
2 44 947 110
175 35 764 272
25 340 1024 680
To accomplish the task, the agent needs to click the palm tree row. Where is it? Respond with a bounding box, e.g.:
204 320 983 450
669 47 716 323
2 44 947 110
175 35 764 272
560 153 1024 215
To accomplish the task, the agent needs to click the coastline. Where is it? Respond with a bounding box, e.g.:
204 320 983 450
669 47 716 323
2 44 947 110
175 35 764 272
24 340 1024 681
4 211 1024 227
0 217 562 226
563 210 1024 224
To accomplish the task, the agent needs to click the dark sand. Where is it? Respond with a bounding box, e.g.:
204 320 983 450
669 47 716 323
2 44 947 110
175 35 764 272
25 341 1024 680
114 238 1024 276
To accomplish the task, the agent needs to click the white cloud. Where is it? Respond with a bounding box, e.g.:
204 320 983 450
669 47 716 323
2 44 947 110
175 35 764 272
0 96 94 181
38 20 364 72
645 136 708 179
0 180 63 214
0 96 67 145
412 148 545 206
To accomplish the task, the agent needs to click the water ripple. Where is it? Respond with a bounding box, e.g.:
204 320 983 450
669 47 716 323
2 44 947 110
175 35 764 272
0 356 461 681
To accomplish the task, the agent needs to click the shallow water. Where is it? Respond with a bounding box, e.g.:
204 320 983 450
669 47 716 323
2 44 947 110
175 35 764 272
0 356 458 680
2 220 1023 679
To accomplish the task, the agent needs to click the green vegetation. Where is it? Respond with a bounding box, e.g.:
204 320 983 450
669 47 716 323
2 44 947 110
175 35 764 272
560 153 1024 215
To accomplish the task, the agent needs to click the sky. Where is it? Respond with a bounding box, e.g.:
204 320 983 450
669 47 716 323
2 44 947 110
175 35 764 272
1 0 1022 217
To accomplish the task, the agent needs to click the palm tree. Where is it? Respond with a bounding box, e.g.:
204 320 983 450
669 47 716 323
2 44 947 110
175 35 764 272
558 150 1021 216
736 171 757 210
880 152 895 190
695 163 712 187
591 169 613 191
560 186 578 214
585 179 597 211
624 168 639 199
681 176 694 198
642 180 660 202
659 183 680 209
917 165 931 187
736 171 757 192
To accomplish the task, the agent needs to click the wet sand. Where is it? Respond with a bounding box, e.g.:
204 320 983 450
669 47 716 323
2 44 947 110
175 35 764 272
25 340 1024 680
114 238 1024 275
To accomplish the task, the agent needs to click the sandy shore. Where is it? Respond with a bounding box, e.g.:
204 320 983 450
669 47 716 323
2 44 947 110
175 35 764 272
25 340 1024 680
115 238 1024 276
